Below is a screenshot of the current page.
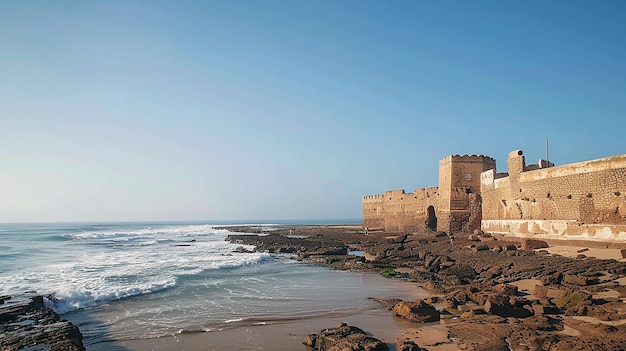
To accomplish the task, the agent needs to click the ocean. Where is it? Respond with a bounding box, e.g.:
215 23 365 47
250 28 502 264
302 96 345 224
0 221 425 350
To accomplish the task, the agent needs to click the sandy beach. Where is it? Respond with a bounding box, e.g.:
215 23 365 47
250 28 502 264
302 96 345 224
539 244 625 261
97 269 428 351
116 305 419 351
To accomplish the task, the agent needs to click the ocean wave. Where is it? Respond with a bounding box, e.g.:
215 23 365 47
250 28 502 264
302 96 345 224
47 235 74 242
66 224 224 241
2 247 272 314
45 280 176 314
0 223 277 318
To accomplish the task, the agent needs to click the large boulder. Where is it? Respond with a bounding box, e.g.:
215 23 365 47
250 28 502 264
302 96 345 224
396 340 426 351
563 274 598 286
494 283 518 296
554 289 592 309
534 285 565 299
0 296 86 351
521 239 549 250
483 294 532 318
392 300 440 323
304 323 388 351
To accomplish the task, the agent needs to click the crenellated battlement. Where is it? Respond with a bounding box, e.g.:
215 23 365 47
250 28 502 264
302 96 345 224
440 154 496 164
362 194 385 201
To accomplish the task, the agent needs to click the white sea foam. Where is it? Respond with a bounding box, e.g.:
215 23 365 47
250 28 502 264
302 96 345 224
44 280 177 314
68 224 224 240
1 223 269 314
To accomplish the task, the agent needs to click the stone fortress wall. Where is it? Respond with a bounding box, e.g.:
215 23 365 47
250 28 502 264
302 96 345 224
362 155 495 233
363 187 439 233
363 149 626 243
481 150 626 242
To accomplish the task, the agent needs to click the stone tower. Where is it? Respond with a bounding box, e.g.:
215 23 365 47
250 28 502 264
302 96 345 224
437 155 496 232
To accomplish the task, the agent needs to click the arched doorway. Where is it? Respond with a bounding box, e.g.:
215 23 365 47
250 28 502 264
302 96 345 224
427 205 437 231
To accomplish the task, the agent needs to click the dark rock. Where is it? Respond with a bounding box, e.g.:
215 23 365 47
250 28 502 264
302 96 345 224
0 296 86 351
541 272 563 285
303 322 388 351
554 289 592 309
0 295 11 304
427 256 442 272
392 300 440 323
534 285 565 299
484 294 532 318
563 274 598 286
521 239 549 250
494 283 518 296
396 340 425 351
308 246 348 256
472 245 489 252
440 264 476 285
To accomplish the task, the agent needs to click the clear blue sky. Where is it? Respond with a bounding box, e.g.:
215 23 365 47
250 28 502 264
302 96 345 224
1 1 624 222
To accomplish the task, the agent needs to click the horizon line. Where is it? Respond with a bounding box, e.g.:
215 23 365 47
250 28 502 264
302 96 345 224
0 218 363 225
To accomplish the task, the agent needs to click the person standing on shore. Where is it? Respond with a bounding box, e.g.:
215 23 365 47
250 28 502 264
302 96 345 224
364 227 368 235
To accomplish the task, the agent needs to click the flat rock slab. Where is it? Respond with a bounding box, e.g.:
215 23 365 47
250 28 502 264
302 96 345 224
0 296 85 351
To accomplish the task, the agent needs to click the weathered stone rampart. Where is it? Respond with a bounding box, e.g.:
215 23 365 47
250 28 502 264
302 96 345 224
481 150 626 242
362 188 439 232
364 149 626 243
363 154 495 233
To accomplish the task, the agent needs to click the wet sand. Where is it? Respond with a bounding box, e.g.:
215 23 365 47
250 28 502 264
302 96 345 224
539 244 625 261
116 308 418 351
97 271 429 351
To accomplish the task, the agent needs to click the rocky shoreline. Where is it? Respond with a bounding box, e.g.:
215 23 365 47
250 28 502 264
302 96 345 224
3 224 625 351
0 294 86 351
224 225 626 350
